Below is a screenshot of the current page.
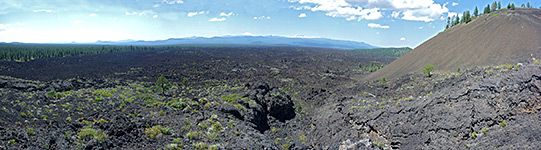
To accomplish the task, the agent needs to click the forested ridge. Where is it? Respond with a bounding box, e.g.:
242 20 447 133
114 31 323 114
0 44 212 62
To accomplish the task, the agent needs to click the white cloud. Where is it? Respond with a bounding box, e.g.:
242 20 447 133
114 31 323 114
73 20 84 24
400 37 406 41
125 10 157 18
163 0 183 5
290 0 448 22
452 2 458 6
291 34 319 38
391 11 400 18
447 12 461 18
0 24 12 31
418 26 423 29
242 32 253 36
89 13 97 17
253 16 271 20
288 0 383 21
33 9 53 13
367 23 390 29
298 13 307 18
187 11 208 17
400 3 448 22
220 12 234 17
209 17 226 22
125 12 137 15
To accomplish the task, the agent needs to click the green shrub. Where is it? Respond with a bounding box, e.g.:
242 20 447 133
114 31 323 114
500 121 506 127
193 142 208 150
26 127 35 136
186 131 199 140
481 127 488 135
380 76 387 84
173 138 182 144
471 131 477 139
423 65 434 77
145 125 172 139
78 127 108 143
457 67 461 72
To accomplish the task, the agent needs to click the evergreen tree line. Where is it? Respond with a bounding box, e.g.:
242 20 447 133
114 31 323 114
445 1 536 30
0 44 192 62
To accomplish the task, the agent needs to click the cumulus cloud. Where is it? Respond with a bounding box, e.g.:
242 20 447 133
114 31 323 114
289 0 448 22
209 17 226 22
253 16 271 20
187 11 208 17
400 37 406 41
298 13 307 18
125 10 157 18
242 32 253 36
289 0 383 21
163 0 183 5
452 2 458 6
89 13 97 17
219 12 234 17
367 23 390 29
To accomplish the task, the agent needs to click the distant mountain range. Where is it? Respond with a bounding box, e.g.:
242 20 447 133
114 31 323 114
92 35 378 49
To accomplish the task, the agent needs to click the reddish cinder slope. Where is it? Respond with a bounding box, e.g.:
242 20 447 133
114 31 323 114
365 8 541 81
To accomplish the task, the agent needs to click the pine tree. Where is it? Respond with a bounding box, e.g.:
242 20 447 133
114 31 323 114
464 11 471 23
492 1 497 11
446 17 450 29
484 4 491 14
498 1 501 10
454 15 460 26
474 6 479 17
155 75 172 95
527 2 531 8
507 3 511 9
511 3 516 10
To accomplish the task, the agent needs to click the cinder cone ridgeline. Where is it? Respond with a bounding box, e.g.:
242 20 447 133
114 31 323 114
365 8 541 81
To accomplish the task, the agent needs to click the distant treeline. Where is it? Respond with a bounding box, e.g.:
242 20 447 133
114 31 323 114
350 47 412 58
0 44 209 62
446 1 538 29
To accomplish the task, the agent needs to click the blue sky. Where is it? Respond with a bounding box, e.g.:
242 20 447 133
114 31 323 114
0 0 539 47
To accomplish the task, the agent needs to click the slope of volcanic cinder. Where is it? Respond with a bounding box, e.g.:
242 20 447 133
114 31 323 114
365 8 541 81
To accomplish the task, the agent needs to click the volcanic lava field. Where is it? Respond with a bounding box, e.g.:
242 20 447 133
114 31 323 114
0 45 540 150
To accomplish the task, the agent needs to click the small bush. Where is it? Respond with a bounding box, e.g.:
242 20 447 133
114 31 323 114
186 131 199 140
471 131 477 139
500 121 506 127
481 127 488 135
27 127 35 136
380 76 387 84
423 65 434 77
145 125 173 139
173 138 182 144
78 127 108 143
193 142 208 150
457 67 461 72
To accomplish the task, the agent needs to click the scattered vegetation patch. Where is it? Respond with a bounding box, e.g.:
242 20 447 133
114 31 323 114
78 127 109 143
145 125 173 139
